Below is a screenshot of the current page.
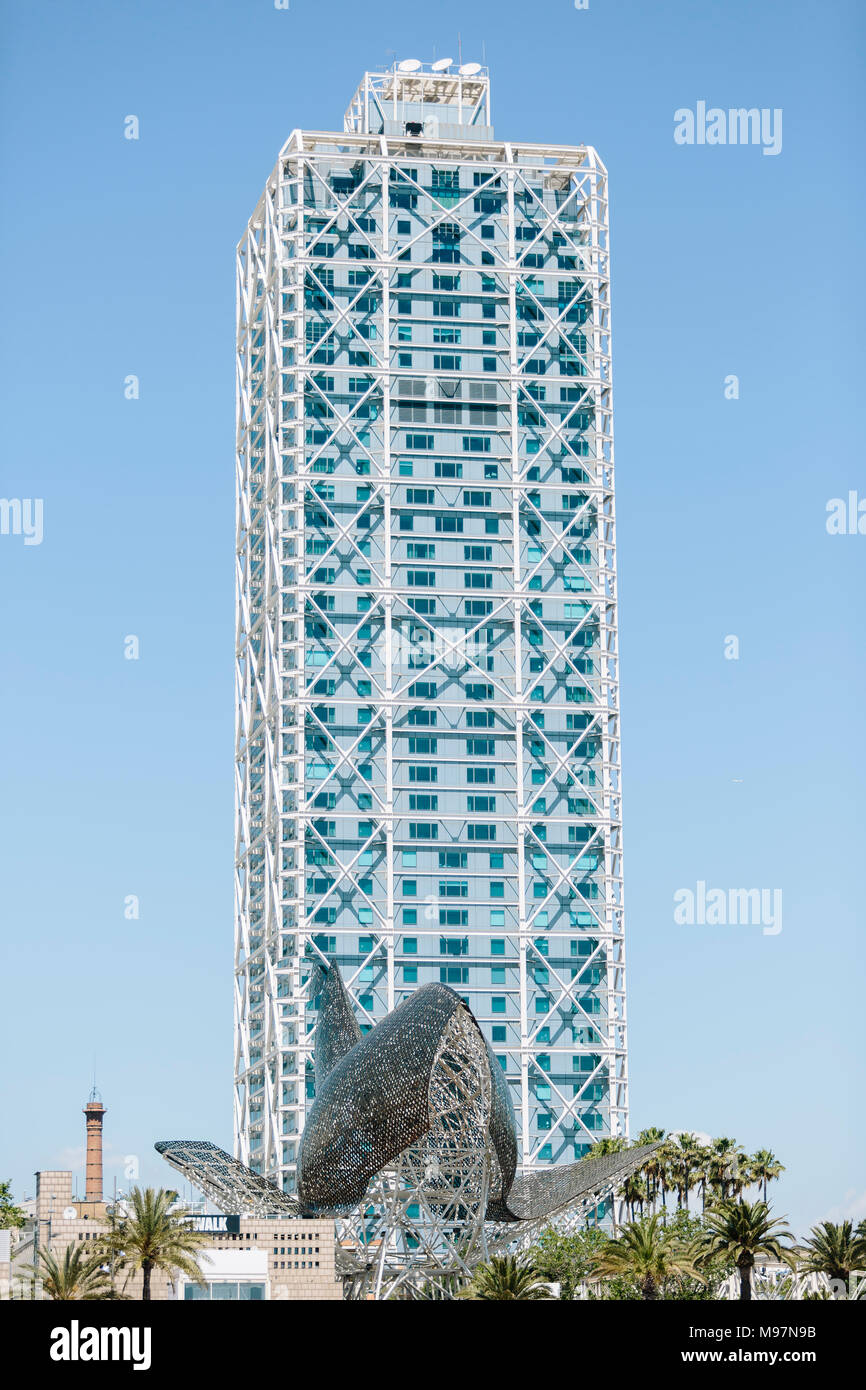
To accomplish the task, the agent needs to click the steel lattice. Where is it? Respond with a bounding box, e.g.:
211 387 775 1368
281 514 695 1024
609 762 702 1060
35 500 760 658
160 964 653 1298
235 62 627 1214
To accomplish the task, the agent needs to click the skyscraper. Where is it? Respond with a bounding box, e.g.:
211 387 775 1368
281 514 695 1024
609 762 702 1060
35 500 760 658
235 61 627 1195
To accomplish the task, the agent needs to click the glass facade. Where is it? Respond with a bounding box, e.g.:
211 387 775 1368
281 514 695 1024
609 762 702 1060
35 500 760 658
235 65 627 1194
184 1281 265 1300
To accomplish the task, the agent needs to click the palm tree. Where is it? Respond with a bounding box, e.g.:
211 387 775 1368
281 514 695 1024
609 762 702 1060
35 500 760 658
24 1242 120 1301
692 1143 714 1212
586 1136 629 1158
707 1138 744 1200
797 1221 866 1292
668 1133 702 1212
656 1140 682 1222
461 1254 553 1300
101 1188 210 1300
620 1171 647 1223
591 1214 706 1301
635 1127 666 1149
634 1130 666 1214
702 1198 794 1301
748 1149 785 1204
632 1131 672 1218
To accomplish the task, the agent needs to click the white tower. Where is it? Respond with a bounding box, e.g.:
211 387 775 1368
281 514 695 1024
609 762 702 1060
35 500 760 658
235 61 627 1195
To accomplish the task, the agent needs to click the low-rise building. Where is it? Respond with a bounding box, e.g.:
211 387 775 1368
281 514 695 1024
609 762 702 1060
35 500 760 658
180 1214 340 1300
11 1169 341 1301
7 1094 342 1301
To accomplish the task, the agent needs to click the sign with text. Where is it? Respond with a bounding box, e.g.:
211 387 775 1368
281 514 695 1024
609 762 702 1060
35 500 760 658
188 1214 241 1235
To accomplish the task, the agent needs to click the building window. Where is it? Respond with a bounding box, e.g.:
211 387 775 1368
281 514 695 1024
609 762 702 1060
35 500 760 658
184 1282 265 1301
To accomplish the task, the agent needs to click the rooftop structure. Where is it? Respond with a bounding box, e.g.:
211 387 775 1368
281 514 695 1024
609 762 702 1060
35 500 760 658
344 60 492 139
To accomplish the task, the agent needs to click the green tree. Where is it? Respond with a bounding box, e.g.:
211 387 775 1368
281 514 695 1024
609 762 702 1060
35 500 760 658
100 1188 210 1300
661 1209 734 1300
702 1198 794 1301
460 1254 554 1301
0 1181 26 1230
591 1214 706 1301
707 1138 745 1200
585 1136 630 1158
691 1143 714 1212
635 1127 667 1145
657 1139 676 1211
797 1221 866 1295
531 1226 609 1300
668 1133 702 1212
621 1171 647 1223
24 1242 122 1301
634 1130 666 1214
747 1149 785 1203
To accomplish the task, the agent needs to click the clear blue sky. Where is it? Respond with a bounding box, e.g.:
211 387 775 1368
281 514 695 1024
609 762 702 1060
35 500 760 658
0 0 863 1236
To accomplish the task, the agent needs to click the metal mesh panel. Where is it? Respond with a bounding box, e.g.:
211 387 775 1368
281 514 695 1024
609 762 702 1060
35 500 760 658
157 969 658 1297
299 979 464 1212
484 1038 518 1208
493 1141 661 1223
311 958 363 1087
299 964 522 1219
154 1140 300 1217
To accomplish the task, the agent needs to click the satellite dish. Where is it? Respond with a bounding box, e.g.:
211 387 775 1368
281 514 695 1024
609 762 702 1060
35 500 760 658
459 62 482 76
431 58 453 72
398 59 422 72
62 1207 76 1220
